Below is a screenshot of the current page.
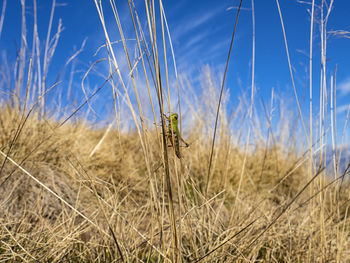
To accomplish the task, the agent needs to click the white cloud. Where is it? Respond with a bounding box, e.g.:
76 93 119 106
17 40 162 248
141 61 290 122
337 104 350 114
172 6 222 39
338 77 350 95
183 31 210 49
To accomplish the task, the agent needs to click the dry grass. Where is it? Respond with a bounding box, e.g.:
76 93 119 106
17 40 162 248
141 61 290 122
0 99 349 262
1 0 350 262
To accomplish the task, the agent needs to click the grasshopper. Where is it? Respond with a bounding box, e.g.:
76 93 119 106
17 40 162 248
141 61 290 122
163 113 189 158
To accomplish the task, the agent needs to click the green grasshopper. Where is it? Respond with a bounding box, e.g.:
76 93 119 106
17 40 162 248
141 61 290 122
164 113 189 158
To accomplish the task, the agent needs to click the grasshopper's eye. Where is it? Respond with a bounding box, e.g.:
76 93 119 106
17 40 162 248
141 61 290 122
174 115 178 120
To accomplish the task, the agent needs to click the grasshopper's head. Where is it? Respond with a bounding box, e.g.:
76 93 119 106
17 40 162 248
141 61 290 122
169 113 178 128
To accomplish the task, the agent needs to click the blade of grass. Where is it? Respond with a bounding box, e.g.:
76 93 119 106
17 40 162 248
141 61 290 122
205 0 244 195
235 0 255 204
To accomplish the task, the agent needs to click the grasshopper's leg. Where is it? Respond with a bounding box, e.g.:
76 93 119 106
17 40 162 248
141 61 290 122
179 136 189 147
174 135 181 158
168 132 181 158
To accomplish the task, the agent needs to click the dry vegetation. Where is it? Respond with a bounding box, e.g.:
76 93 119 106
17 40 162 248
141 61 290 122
0 0 350 262
1 97 348 262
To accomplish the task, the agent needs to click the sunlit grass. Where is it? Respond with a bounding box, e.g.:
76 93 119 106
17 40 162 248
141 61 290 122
0 0 349 262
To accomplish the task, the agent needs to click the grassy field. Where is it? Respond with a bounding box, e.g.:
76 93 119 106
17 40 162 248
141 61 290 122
0 0 349 262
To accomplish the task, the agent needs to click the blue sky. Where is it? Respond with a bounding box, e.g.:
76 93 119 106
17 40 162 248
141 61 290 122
0 0 349 142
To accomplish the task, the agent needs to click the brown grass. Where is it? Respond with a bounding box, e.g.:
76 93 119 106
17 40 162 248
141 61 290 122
0 0 350 262
0 100 349 262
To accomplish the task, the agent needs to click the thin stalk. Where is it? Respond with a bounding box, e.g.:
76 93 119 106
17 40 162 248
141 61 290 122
159 2 183 260
128 0 160 144
15 0 27 104
0 59 32 178
160 2 182 128
42 0 56 113
159 0 171 115
308 0 316 257
338 106 350 176
235 0 255 203
94 0 149 172
333 65 338 177
331 75 336 178
144 0 178 260
206 0 244 195
309 0 315 176
275 0 309 144
108 0 146 129
0 0 6 40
